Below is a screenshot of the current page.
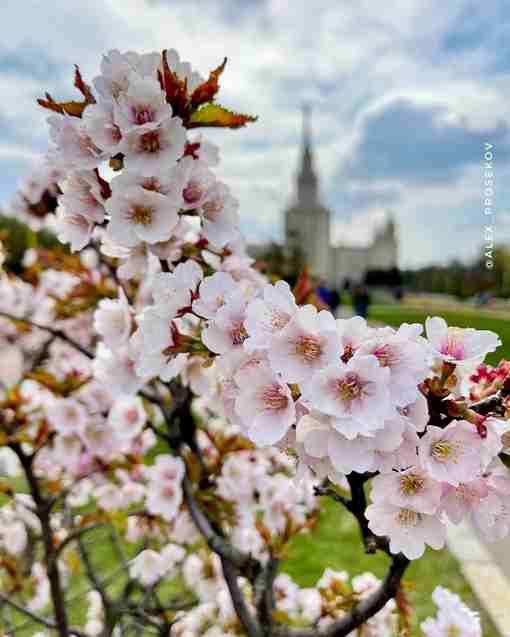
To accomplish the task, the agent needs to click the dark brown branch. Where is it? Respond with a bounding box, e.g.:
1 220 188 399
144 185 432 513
0 592 87 637
221 556 262 637
254 555 279 634
78 534 112 610
0 310 94 360
55 523 105 556
10 443 71 637
315 474 388 555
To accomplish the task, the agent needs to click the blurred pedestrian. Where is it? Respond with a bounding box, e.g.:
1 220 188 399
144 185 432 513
352 284 371 318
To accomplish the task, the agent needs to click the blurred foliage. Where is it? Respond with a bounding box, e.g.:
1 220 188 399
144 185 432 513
401 247 510 299
0 214 60 274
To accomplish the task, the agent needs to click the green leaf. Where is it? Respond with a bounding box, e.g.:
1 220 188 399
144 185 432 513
188 103 257 129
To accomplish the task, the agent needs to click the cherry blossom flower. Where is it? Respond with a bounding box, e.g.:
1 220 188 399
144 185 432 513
268 305 341 383
114 73 173 132
425 316 501 365
177 156 216 211
371 467 442 514
244 280 298 351
336 315 374 361
46 398 88 436
108 395 146 441
59 171 106 225
54 205 96 252
303 354 392 438
47 115 103 169
440 479 489 524
93 290 132 348
130 549 168 586
82 99 123 155
145 454 184 521
151 260 203 315
200 181 240 248
421 586 481 637
120 117 186 177
418 421 484 486
106 186 180 247
192 271 238 320
202 291 250 355
93 342 146 396
366 502 446 559
0 345 24 388
133 309 188 381
234 364 296 445
356 324 429 406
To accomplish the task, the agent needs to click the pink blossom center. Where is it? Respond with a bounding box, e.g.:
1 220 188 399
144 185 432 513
124 408 139 426
336 373 363 402
396 508 421 527
260 384 289 411
230 322 248 346
373 343 398 368
295 334 322 362
270 311 290 331
341 344 355 363
439 330 466 360
138 130 161 153
430 439 459 463
131 104 155 125
162 484 175 498
143 177 162 192
129 205 154 226
183 181 203 204
399 473 425 495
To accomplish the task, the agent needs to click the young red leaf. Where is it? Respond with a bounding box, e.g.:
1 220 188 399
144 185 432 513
37 93 87 117
159 49 189 117
190 57 227 108
74 65 96 105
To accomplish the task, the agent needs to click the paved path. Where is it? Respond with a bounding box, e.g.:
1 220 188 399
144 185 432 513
448 524 510 636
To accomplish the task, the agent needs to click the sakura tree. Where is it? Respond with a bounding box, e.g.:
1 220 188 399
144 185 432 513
0 47 508 637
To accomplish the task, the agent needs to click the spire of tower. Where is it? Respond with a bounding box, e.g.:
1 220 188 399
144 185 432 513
302 103 311 150
297 103 318 205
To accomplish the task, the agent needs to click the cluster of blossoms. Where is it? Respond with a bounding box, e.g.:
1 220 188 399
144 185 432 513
0 46 499 637
421 586 482 637
171 566 405 637
5 159 63 230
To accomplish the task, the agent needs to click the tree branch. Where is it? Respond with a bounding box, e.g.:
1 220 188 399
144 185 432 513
0 593 87 637
221 556 262 637
182 474 261 581
10 442 71 637
0 310 94 360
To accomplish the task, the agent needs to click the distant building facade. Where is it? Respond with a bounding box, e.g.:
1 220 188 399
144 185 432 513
283 107 398 287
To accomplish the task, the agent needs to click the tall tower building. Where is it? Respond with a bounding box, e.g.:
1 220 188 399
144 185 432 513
283 107 398 286
284 105 331 281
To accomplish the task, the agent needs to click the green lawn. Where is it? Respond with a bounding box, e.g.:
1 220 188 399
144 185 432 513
285 498 499 636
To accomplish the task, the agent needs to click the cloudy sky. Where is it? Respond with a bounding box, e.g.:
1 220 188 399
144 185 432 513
2 0 510 268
